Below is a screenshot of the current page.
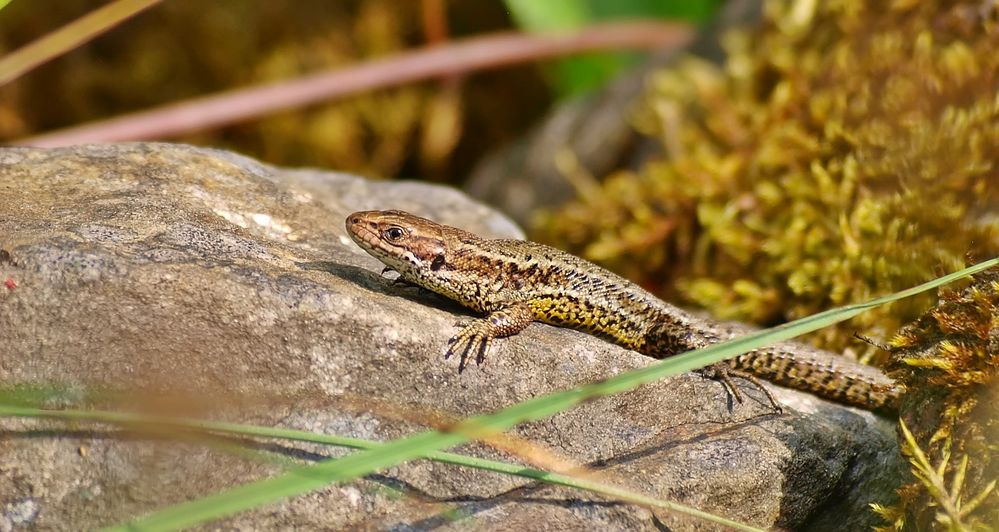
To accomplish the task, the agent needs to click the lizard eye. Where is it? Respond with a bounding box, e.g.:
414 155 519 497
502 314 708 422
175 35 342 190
384 227 406 241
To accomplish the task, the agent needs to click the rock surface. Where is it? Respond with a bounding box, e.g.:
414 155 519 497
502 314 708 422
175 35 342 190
0 143 901 530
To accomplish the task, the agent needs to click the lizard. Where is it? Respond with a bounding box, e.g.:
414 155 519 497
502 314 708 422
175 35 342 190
345 209 902 413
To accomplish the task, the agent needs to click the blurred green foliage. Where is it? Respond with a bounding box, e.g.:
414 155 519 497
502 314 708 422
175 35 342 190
504 0 720 96
539 0 999 364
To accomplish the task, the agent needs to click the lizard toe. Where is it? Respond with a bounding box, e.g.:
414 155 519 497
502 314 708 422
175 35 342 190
474 336 491 366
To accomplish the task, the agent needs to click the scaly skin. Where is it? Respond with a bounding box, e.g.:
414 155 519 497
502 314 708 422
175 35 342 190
346 209 901 413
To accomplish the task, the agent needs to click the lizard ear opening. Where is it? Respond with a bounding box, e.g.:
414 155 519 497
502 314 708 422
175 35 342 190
430 254 446 271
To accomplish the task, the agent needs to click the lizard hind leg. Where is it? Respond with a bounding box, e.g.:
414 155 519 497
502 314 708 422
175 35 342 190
643 323 783 412
700 362 783 414
444 302 534 372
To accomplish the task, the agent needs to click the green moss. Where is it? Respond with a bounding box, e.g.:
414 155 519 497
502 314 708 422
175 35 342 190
538 0 999 363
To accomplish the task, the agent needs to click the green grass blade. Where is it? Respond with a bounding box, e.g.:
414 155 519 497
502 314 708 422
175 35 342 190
97 257 999 529
0 404 761 531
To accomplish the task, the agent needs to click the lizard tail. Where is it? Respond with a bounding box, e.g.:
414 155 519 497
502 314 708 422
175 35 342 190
642 321 902 413
727 349 902 414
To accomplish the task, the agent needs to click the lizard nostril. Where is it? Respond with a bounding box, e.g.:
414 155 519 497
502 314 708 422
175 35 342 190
349 217 361 225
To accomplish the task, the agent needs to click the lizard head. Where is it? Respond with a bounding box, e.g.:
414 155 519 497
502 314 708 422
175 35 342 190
346 210 457 279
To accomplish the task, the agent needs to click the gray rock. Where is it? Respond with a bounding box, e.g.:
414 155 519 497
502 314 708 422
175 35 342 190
0 143 901 530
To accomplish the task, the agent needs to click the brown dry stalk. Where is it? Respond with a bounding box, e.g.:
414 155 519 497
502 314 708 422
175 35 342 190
0 0 164 87
15 20 694 147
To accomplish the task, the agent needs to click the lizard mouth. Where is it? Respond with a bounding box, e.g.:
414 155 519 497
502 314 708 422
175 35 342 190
346 217 374 245
347 226 388 258
345 214 387 254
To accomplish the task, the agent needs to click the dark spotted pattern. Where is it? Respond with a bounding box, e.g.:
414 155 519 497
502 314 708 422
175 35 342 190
346 210 901 413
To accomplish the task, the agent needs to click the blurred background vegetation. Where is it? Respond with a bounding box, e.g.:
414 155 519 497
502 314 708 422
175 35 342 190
0 0 715 179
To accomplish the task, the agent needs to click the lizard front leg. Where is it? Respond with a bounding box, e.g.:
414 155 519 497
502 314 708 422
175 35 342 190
445 302 534 372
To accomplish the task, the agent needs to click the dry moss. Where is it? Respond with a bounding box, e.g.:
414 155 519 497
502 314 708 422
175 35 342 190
538 2 999 526
880 269 998 530
538 0 999 363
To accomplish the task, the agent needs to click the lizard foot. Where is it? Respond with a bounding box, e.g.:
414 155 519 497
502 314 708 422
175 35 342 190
700 362 783 414
443 303 533 373
445 320 493 372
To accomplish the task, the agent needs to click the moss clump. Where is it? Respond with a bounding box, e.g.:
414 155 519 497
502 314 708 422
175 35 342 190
537 0 999 363
878 268 998 530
